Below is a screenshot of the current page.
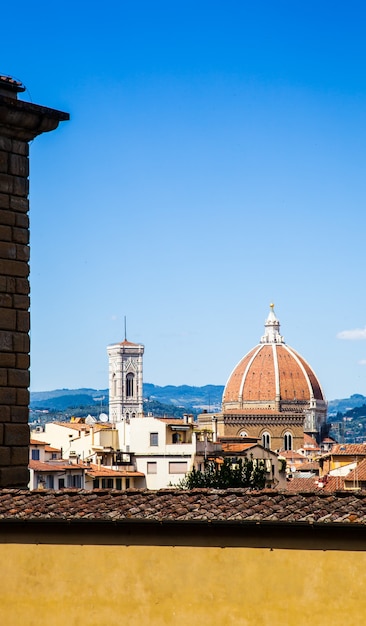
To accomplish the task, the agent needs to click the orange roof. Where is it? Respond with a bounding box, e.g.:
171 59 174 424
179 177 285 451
294 461 320 472
29 460 88 472
53 422 111 433
221 442 257 453
287 477 318 491
30 439 48 446
321 475 345 491
344 459 366 483
45 445 61 453
324 444 366 456
223 343 325 412
281 450 306 460
303 434 318 447
86 463 144 478
157 418 192 425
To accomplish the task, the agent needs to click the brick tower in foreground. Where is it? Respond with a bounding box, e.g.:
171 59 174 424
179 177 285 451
0 75 68 487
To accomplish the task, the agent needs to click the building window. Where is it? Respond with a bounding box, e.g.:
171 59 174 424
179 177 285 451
51 452 58 459
67 474 82 488
58 478 65 489
125 478 130 489
46 475 54 489
150 432 159 447
126 373 134 397
116 478 122 490
172 432 182 444
284 432 293 451
101 478 107 488
31 449 40 461
262 432 271 449
107 478 113 489
239 431 248 438
169 462 187 474
147 462 157 474
93 478 100 489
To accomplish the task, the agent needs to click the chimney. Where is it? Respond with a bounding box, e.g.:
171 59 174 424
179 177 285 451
0 75 69 487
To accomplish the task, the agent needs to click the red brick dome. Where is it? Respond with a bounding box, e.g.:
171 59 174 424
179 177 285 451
222 306 326 415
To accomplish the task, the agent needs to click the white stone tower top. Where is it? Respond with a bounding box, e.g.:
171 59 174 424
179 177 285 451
107 337 144 424
260 303 285 344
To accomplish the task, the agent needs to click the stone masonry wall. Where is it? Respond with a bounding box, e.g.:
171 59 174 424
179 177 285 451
0 136 30 486
0 75 68 487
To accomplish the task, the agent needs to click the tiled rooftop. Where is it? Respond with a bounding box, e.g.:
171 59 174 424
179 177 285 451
345 458 366 483
322 444 366 457
1 489 366 525
86 464 144 478
29 460 88 472
221 442 257 453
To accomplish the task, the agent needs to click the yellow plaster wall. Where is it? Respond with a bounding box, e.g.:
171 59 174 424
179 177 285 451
1 543 365 626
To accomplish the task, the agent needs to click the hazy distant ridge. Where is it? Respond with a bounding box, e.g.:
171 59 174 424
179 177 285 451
30 387 366 416
30 384 224 412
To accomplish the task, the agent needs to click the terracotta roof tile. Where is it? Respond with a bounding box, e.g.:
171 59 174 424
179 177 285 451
157 418 191 425
86 464 144 478
1 489 366 525
326 444 366 456
287 478 318 491
29 460 88 472
221 443 257 452
303 434 317 447
281 451 306 460
294 461 320 472
344 459 366 483
321 476 345 491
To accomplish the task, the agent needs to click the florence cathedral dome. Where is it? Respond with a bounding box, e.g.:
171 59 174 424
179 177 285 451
223 304 326 415
200 305 328 452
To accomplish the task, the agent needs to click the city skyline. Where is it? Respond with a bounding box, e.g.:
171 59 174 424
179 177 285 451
2 2 366 400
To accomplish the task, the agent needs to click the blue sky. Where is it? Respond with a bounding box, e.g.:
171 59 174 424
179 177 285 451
2 1 366 400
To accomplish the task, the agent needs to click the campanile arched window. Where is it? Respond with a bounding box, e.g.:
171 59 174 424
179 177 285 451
284 432 293 451
126 373 134 397
262 432 271 449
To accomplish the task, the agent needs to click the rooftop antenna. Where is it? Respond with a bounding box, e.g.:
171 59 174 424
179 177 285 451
124 315 127 341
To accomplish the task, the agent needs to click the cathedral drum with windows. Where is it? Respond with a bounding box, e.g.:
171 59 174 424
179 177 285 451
201 305 327 452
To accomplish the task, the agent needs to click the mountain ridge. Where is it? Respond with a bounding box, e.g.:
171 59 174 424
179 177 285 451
30 386 366 416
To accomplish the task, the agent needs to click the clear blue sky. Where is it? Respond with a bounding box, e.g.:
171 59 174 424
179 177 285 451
2 1 366 400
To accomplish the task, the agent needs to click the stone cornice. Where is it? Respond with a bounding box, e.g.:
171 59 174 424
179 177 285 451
224 413 305 426
0 95 69 140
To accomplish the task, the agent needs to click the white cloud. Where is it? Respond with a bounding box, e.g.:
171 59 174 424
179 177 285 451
358 360 366 366
337 327 366 340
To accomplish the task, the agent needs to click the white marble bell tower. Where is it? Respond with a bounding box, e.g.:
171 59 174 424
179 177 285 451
107 337 144 423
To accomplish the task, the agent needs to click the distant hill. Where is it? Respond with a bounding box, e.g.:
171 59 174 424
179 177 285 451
327 394 366 416
30 387 366 420
30 388 108 404
30 384 223 412
143 384 223 410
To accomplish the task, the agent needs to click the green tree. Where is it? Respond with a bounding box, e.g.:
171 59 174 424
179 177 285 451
180 456 266 490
